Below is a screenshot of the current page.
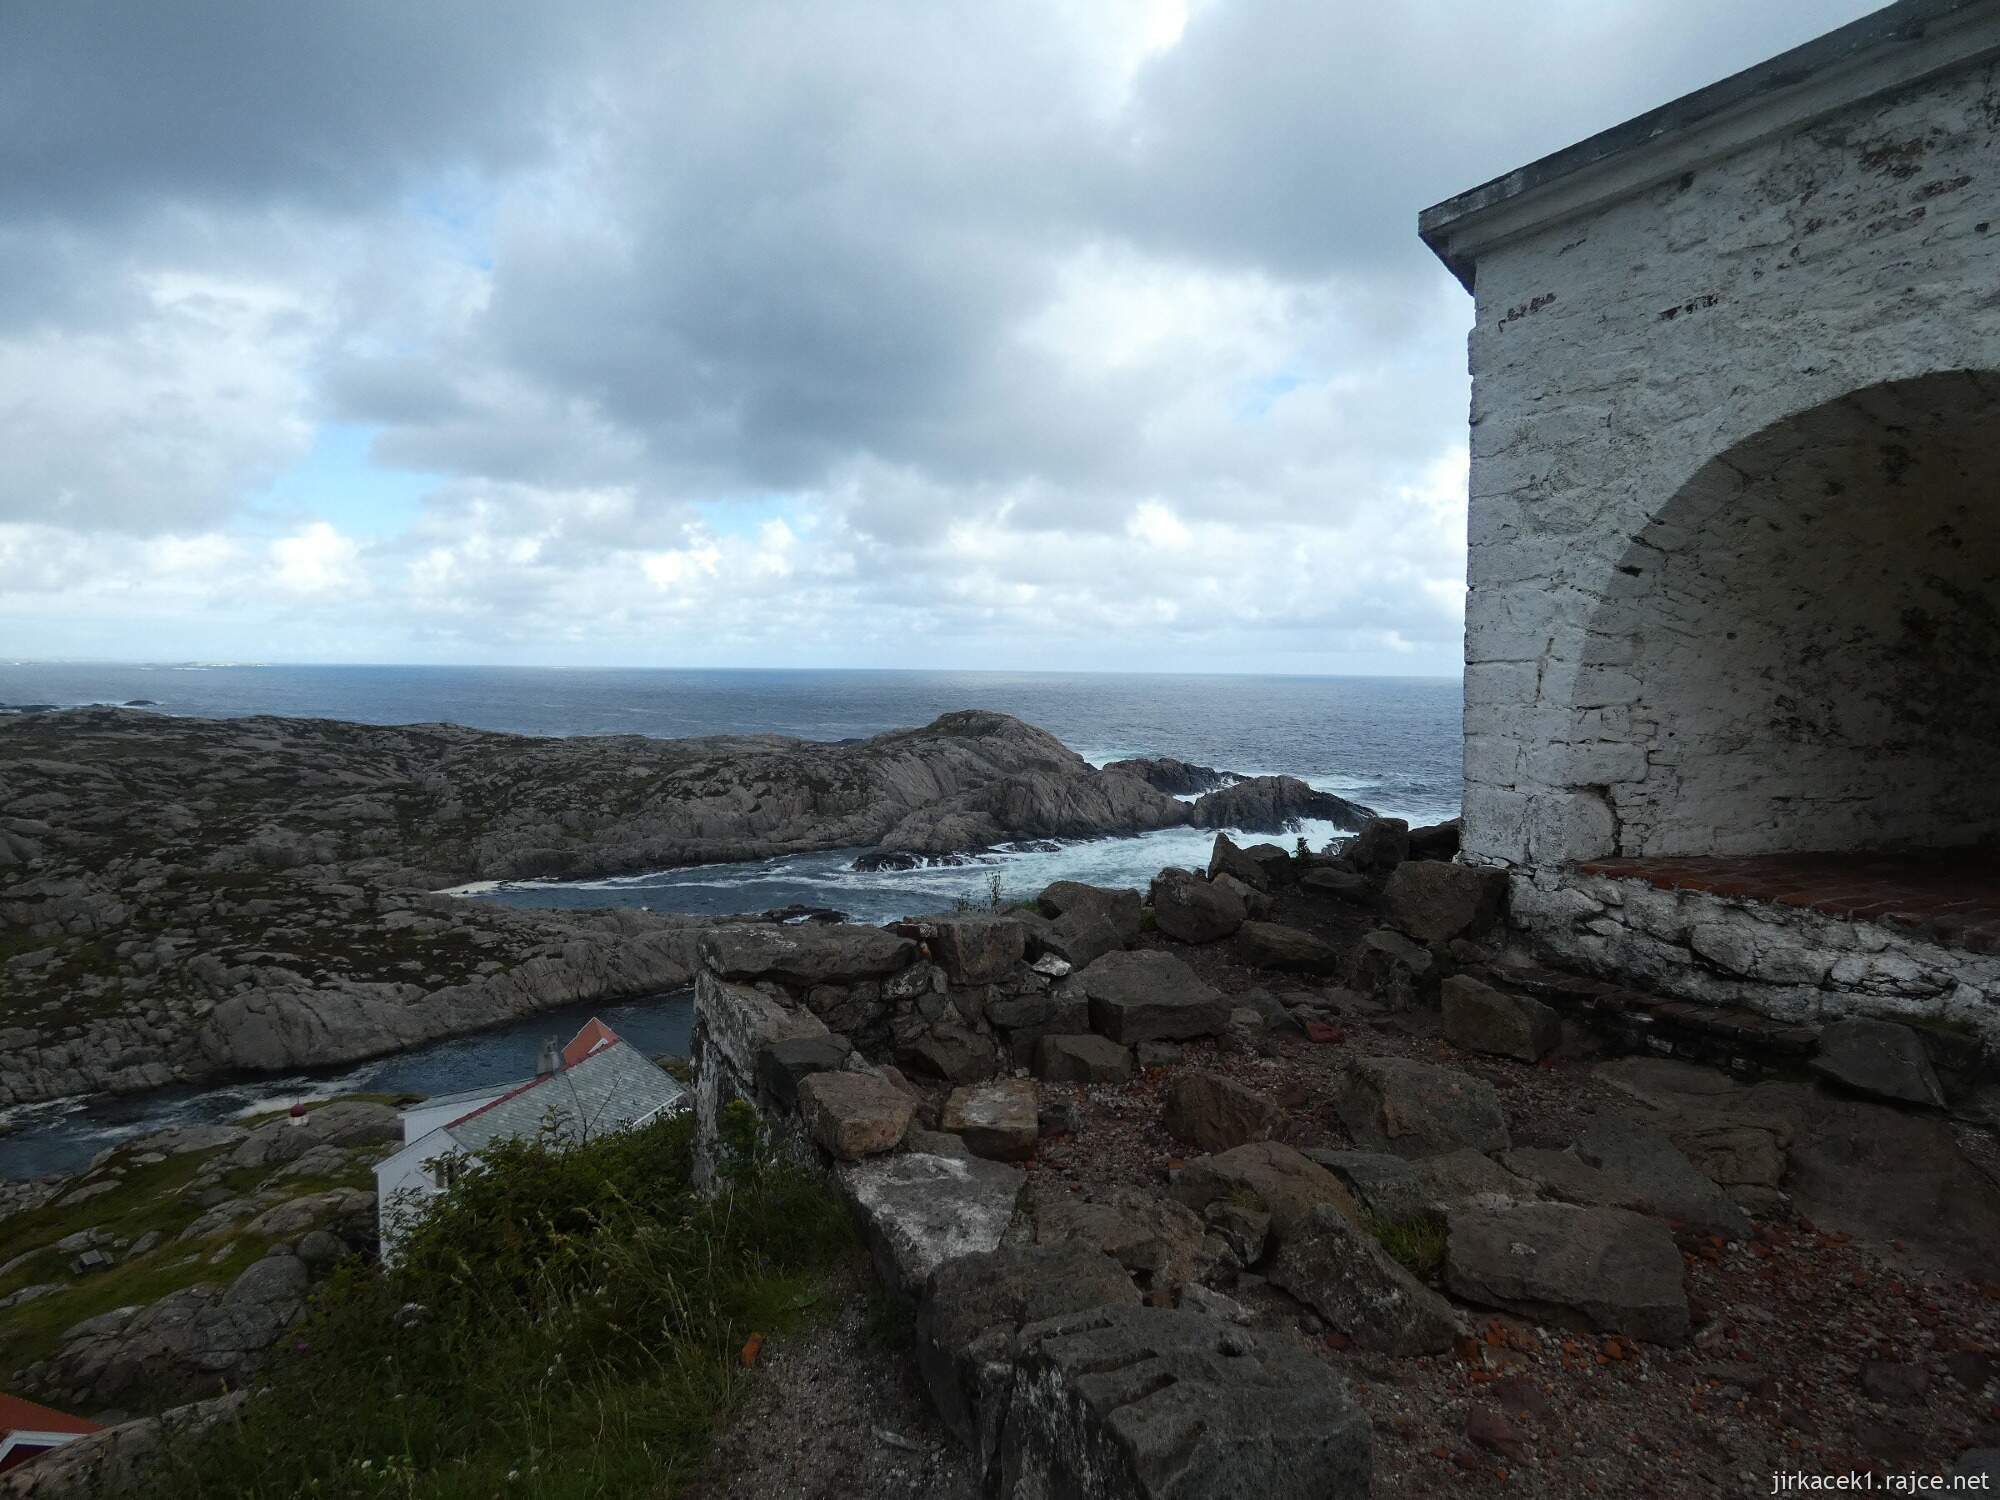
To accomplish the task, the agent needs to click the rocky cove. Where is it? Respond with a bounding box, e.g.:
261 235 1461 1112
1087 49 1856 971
0 706 1372 1111
12 814 2000 1498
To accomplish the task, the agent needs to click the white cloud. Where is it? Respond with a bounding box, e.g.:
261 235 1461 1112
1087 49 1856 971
270 522 360 593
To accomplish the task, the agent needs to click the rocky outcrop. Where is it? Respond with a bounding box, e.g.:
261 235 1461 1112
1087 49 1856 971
1446 1203 1690 1345
1188 776 1374 835
0 707 1195 1103
1099 757 1238 795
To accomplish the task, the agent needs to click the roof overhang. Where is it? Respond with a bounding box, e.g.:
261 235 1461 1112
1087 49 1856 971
1419 0 2000 292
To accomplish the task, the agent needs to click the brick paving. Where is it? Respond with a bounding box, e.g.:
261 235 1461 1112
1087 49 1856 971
1577 849 2000 954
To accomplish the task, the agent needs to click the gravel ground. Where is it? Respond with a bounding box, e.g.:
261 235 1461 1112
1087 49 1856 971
693 1263 977 1500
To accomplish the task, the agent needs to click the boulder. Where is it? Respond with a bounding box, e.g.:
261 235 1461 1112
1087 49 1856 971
1163 1070 1281 1154
755 1034 854 1112
896 1021 999 1084
916 1242 1140 1455
987 989 1088 1068
1406 818 1462 860
941 1079 1040 1163
1384 861 1508 943
1345 929 1435 1007
700 924 917 987
1334 1056 1510 1159
1301 867 1372 902
1148 868 1245 945
1076 951 1229 1044
998 1307 1373 1499
797 1071 915 1162
1032 908 1125 969
1032 1033 1135 1085
1446 1202 1690 1345
1242 843 1299 887
1038 881 1142 944
1192 777 1375 837
1271 1204 1463 1356
1237 921 1343 975
1170 1140 1357 1240
928 918 1027 985
1210 872 1274 918
836 1152 1025 1301
1208 832 1272 891
1344 818 1410 881
1441 975 1560 1062
1811 1018 1945 1108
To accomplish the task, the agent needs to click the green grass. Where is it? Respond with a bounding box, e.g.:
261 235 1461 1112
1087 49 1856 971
1365 1211 1448 1282
153 1107 856 1499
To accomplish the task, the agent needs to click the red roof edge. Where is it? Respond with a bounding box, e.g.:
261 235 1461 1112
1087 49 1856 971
0 1392 102 1437
562 1017 622 1068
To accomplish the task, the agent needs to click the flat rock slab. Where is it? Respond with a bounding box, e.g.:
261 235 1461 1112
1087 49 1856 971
1033 1033 1135 1085
1169 1140 1357 1242
1572 1115 1750 1239
798 1070 914 1162
1811 1017 1945 1108
1335 1056 1510 1159
998 1306 1372 1499
1271 1203 1463 1356
1162 1069 1280 1154
701 924 918 987
1078 951 1229 1044
1446 1202 1690 1345
1039 881 1144 944
941 1078 1040 1163
837 1152 1026 1301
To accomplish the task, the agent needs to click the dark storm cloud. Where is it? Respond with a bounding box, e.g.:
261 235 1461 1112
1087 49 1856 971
0 0 594 226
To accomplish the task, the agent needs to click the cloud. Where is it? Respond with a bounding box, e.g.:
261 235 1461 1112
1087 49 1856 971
0 0 1885 669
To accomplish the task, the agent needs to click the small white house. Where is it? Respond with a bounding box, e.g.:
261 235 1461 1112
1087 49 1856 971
374 1018 686 1262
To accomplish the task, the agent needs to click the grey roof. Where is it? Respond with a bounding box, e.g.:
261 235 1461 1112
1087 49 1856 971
444 1040 685 1154
1419 0 1997 289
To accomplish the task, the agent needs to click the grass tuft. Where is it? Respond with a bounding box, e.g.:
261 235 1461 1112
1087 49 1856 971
153 1110 854 1499
1365 1211 1448 1282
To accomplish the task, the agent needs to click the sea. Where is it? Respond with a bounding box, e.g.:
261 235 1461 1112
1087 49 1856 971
0 662 1461 1177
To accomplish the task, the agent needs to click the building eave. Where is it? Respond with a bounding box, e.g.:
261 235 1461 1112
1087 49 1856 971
1419 0 2000 292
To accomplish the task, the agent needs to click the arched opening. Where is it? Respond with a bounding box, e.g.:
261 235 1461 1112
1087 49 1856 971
1551 371 2000 952
1578 370 2000 866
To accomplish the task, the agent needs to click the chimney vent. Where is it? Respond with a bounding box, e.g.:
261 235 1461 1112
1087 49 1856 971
536 1036 562 1076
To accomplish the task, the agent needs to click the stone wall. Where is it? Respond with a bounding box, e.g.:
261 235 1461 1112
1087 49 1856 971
1513 867 2000 1042
1458 53 2000 873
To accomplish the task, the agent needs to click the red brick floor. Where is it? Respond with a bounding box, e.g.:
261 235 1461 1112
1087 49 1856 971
1575 847 2000 955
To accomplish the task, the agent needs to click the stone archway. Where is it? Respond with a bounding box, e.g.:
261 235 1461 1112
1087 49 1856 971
1574 369 2000 862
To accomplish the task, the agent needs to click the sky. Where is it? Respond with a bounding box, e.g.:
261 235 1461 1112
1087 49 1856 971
0 0 1883 675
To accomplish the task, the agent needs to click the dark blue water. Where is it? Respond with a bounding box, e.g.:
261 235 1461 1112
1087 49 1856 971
0 663 1460 815
0 992 694 1181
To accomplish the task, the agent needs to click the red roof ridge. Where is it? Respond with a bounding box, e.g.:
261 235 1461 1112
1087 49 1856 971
442 1018 627 1132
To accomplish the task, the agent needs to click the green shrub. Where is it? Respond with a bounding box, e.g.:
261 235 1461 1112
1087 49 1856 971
157 1111 853 1499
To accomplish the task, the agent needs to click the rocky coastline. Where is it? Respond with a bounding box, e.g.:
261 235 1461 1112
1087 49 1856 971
0 707 1373 1107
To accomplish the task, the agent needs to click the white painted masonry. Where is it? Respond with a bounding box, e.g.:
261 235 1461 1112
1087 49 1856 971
1423 0 2000 1031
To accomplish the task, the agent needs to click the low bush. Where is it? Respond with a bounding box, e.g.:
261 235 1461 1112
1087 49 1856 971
158 1107 853 1498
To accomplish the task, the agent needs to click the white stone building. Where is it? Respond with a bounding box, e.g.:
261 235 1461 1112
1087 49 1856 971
1421 1 2000 1033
